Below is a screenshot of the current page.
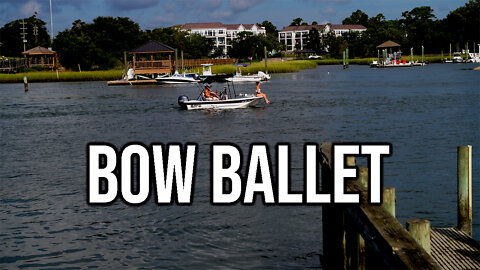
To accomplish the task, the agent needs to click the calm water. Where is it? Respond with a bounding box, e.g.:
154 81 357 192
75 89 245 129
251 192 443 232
1 64 479 269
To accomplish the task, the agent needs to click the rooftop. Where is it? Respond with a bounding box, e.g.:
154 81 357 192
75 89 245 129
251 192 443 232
130 40 175 53
22 46 56 55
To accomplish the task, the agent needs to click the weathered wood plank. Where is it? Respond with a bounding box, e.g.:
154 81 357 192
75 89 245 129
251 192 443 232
431 227 480 270
321 143 441 269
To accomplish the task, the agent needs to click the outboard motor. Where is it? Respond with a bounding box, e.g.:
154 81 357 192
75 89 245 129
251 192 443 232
178 95 189 109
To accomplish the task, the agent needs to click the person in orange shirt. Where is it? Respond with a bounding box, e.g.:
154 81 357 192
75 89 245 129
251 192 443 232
256 81 269 104
204 84 219 100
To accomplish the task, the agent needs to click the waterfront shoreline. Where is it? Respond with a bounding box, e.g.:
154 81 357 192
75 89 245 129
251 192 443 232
0 56 446 83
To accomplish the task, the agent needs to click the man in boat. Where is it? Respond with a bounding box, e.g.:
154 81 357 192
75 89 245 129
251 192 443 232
204 84 219 100
256 81 270 104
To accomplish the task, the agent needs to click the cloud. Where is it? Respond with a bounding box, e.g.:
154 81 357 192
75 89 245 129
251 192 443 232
229 0 266 12
322 6 336 15
20 0 42 16
209 9 233 20
104 0 160 11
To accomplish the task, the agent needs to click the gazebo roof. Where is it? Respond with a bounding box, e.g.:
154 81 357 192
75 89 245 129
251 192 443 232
22 46 56 55
130 40 175 53
376 40 401 48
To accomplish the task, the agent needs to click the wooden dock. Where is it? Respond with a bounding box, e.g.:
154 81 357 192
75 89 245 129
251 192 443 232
107 79 158 86
431 227 480 269
320 143 479 269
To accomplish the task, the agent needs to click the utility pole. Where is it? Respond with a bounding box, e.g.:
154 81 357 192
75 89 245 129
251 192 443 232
20 20 27 55
49 0 54 47
33 25 38 45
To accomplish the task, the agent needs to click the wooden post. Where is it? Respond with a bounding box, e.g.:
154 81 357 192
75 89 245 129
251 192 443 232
358 166 368 269
410 47 413 64
421 45 424 63
175 49 178 72
23 74 28 92
181 50 184 73
457 145 472 236
321 143 346 269
382 187 395 218
123 51 127 69
264 46 268 74
406 219 431 254
346 47 349 67
345 156 363 269
449 43 452 60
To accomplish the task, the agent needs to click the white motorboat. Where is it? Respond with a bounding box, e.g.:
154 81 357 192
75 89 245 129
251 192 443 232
178 95 263 110
156 71 200 84
452 52 464 63
225 64 271 82
178 75 267 110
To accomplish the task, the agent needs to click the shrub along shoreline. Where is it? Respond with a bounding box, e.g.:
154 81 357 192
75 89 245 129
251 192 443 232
0 56 445 83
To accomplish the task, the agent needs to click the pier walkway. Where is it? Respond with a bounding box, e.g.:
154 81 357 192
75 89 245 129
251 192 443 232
431 227 480 269
320 143 479 269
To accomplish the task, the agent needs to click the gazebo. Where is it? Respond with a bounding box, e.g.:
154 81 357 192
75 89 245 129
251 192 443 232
130 40 175 75
376 40 401 49
22 46 56 68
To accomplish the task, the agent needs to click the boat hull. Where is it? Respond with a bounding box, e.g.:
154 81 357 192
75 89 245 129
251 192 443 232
156 78 199 84
180 96 263 110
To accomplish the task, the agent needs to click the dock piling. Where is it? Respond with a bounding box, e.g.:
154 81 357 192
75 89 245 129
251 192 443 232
382 187 395 217
264 46 268 74
23 74 28 92
407 219 431 254
457 145 472 236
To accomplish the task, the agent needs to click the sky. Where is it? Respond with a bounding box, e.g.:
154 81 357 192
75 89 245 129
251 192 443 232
0 0 471 36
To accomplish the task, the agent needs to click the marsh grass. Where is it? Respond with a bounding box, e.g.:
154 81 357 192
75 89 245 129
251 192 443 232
211 60 318 75
0 70 122 83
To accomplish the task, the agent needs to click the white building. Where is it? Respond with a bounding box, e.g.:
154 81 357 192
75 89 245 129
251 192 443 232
181 22 266 54
278 24 367 52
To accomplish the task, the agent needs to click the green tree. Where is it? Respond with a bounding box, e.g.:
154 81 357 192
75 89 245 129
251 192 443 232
290 18 304 26
306 27 321 53
443 0 480 50
228 32 283 60
144 26 211 59
258 20 278 37
0 15 50 57
342 10 369 27
401 6 437 50
54 17 144 70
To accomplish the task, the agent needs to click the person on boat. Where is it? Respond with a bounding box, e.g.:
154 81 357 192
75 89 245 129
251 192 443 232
204 84 219 100
255 81 270 104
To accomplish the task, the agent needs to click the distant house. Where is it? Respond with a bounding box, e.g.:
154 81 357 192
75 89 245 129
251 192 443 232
180 22 266 54
278 24 367 52
22 46 57 68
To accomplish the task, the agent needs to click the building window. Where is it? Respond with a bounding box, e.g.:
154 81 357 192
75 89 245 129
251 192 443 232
219 30 224 34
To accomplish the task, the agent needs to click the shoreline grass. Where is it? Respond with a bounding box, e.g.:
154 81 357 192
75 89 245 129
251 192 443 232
0 70 122 83
0 55 447 83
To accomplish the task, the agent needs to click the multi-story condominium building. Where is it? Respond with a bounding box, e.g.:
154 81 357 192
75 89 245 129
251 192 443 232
181 22 266 54
278 24 367 52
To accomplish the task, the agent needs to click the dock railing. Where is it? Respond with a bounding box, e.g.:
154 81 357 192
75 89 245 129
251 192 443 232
321 143 479 269
321 142 442 269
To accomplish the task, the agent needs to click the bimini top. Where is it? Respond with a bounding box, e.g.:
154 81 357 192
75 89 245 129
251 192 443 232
130 40 175 54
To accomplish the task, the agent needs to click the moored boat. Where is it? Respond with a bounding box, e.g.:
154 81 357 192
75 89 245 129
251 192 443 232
225 64 271 82
156 71 200 84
